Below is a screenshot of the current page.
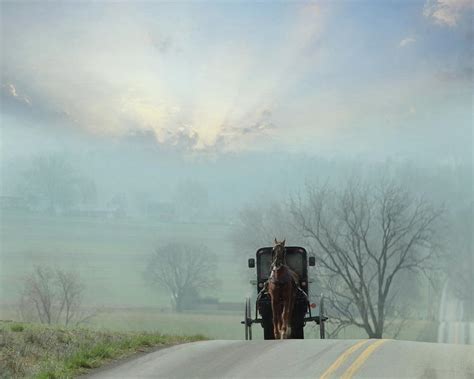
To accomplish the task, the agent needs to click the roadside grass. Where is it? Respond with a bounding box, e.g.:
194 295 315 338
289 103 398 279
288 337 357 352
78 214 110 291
0 320 206 379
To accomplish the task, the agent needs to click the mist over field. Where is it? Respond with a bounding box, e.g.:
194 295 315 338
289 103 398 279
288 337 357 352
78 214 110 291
0 1 472 342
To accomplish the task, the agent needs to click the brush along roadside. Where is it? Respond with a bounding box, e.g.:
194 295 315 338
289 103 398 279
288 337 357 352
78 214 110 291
0 320 206 378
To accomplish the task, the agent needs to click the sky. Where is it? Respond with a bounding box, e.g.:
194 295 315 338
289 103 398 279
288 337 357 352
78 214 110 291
1 0 472 161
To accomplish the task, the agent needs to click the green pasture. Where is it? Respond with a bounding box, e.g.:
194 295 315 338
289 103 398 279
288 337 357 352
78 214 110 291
0 303 438 342
0 211 250 308
91 308 247 340
0 211 439 342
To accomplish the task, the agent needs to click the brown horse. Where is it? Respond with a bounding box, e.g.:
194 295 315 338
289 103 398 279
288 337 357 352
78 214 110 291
267 238 298 339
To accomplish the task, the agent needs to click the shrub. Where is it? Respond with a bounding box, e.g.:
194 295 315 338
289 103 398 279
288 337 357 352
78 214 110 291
10 324 25 332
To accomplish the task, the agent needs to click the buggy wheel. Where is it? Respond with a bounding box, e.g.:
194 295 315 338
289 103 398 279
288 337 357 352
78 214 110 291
319 294 326 339
244 297 253 340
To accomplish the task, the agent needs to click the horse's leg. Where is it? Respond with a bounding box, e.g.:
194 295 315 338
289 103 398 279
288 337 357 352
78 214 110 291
279 304 285 340
277 292 284 339
280 294 286 339
278 289 286 339
277 300 284 339
280 306 286 340
286 287 295 339
271 293 280 339
277 306 283 340
281 286 290 339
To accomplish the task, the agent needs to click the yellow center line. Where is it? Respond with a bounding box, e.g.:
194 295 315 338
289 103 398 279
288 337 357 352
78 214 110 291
341 339 389 379
319 339 370 379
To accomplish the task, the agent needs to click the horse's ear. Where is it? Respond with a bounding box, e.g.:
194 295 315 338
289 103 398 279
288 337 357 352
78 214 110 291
274 238 278 245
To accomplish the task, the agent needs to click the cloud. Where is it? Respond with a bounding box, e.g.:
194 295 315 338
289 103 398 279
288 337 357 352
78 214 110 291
6 83 17 97
211 108 276 152
166 124 200 150
239 109 275 135
399 37 416 47
2 1 330 153
2 83 32 105
423 0 473 27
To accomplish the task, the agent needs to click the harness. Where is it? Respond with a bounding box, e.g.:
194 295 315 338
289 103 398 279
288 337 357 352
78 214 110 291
260 244 308 302
269 267 295 287
256 274 308 311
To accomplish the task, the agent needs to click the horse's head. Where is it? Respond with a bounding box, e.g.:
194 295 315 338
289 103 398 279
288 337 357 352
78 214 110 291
272 238 286 268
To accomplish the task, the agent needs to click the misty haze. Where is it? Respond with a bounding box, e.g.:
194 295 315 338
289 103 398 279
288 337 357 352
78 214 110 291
0 1 472 378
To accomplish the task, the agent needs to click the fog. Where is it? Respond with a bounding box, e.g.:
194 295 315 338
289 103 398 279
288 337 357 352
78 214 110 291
1 1 472 341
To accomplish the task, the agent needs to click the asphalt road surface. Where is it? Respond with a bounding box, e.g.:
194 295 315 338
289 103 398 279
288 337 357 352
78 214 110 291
87 339 474 378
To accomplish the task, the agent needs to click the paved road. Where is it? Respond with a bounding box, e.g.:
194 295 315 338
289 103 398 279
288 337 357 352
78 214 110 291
88 339 474 378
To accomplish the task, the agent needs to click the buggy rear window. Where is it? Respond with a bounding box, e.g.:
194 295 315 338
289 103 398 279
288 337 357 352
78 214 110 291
257 247 306 280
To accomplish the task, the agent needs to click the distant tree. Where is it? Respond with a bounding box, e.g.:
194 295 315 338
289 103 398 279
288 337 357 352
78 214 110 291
144 242 218 312
231 201 302 262
19 153 96 213
55 269 85 326
291 178 443 338
19 266 96 326
20 154 78 213
20 266 57 324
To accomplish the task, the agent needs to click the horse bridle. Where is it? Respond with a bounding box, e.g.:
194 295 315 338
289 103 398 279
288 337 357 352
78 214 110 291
271 243 286 269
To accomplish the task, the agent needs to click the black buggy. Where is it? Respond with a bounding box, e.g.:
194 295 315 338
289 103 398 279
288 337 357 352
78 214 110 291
241 246 327 340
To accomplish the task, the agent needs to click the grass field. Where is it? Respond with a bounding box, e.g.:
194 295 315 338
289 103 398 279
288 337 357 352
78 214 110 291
0 210 250 308
0 302 439 343
89 308 438 341
92 308 246 339
0 303 439 342
0 210 440 342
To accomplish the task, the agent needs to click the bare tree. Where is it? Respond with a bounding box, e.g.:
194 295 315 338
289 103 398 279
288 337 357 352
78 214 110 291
291 179 442 338
55 269 84 326
144 242 218 312
21 154 78 213
18 153 96 214
19 266 94 326
232 201 299 253
21 266 57 324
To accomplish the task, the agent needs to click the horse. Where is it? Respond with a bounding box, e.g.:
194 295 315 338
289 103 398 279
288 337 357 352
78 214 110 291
267 238 298 339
